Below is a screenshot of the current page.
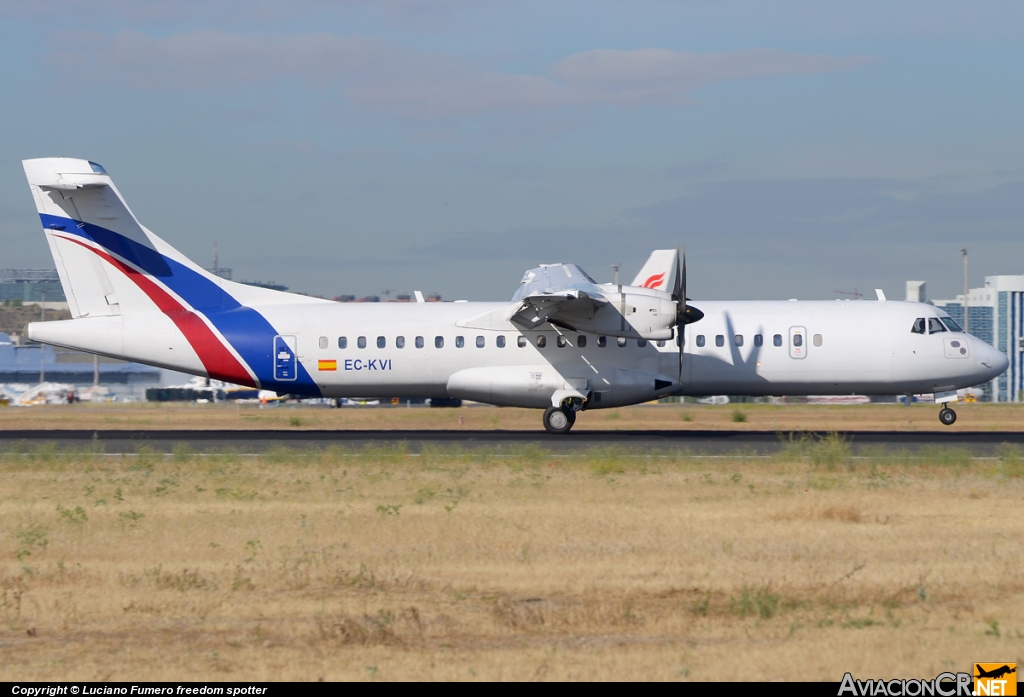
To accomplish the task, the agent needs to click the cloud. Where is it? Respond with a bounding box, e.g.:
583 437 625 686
56 31 389 91
53 31 874 116
387 177 1024 300
0 0 476 28
550 48 870 97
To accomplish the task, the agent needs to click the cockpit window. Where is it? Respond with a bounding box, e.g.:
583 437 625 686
928 318 947 334
940 317 964 333
911 318 926 334
88 161 107 174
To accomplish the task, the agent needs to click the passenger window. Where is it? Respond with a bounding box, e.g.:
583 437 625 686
415 336 424 349
396 336 405 349
637 339 647 348
338 336 347 349
357 336 367 349
476 336 485 348
318 336 327 350
928 318 947 334
793 334 803 347
497 335 506 348
377 336 386 349
557 336 567 348
696 335 706 348
656 340 665 347
517 336 527 348
734 335 743 347
617 337 627 347
536 336 546 348
773 334 782 347
715 335 724 347
813 334 822 347
754 334 763 347
598 336 607 348
435 336 444 349
578 335 587 348
455 336 465 348
940 317 963 332
911 318 926 334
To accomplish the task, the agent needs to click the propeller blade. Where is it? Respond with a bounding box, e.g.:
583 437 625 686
672 246 682 301
678 248 686 381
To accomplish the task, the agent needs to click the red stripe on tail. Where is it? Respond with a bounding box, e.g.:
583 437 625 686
59 236 257 387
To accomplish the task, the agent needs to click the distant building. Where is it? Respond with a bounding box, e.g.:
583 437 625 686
0 269 65 303
930 275 1024 402
241 280 288 291
0 333 160 385
207 267 233 280
206 242 232 280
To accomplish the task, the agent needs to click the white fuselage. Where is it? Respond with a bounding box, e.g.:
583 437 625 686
31 297 999 409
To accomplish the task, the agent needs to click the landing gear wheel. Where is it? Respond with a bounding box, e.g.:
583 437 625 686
543 406 574 434
939 407 957 426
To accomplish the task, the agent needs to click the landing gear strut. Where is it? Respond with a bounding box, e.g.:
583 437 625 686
543 406 577 435
938 407 957 426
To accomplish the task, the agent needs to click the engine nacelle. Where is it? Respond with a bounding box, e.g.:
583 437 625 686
447 366 590 408
552 286 677 340
446 365 676 408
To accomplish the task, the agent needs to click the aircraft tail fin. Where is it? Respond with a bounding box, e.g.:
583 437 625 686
630 249 677 291
22 157 226 319
22 157 329 393
22 157 313 320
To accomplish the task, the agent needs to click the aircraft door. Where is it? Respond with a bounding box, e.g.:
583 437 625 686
274 335 297 381
789 326 807 359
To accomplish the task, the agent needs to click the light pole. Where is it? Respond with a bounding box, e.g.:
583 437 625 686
959 248 969 333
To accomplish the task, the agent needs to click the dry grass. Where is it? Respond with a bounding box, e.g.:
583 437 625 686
2 401 1024 432
1 439 1022 681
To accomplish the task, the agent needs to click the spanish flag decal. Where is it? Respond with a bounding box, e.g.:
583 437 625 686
318 359 337 371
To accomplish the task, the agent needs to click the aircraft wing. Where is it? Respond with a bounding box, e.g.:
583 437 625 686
509 263 608 330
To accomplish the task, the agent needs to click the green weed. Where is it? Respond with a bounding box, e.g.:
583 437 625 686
14 524 48 560
56 504 88 524
729 585 780 619
777 432 851 469
414 487 436 504
118 511 145 529
995 443 1024 477
172 443 193 464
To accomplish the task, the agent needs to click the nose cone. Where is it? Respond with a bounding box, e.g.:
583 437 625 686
980 342 1009 379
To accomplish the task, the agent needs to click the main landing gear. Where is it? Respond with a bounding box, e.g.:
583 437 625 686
543 405 578 434
939 407 957 426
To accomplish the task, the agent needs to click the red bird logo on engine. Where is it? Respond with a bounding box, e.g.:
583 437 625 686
642 273 666 289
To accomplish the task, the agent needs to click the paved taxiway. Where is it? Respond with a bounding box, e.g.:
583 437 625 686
1 429 1023 454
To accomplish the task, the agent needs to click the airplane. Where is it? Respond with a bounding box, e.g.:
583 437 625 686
974 665 1016 680
20 157 1009 433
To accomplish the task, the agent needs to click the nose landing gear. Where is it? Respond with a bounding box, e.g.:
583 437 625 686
938 407 957 426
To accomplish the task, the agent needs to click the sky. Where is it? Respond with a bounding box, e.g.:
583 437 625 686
1 0 1022 302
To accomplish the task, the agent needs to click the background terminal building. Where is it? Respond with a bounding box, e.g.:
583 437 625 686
0 269 66 305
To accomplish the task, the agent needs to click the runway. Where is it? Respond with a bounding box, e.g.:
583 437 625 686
2 428 1024 454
